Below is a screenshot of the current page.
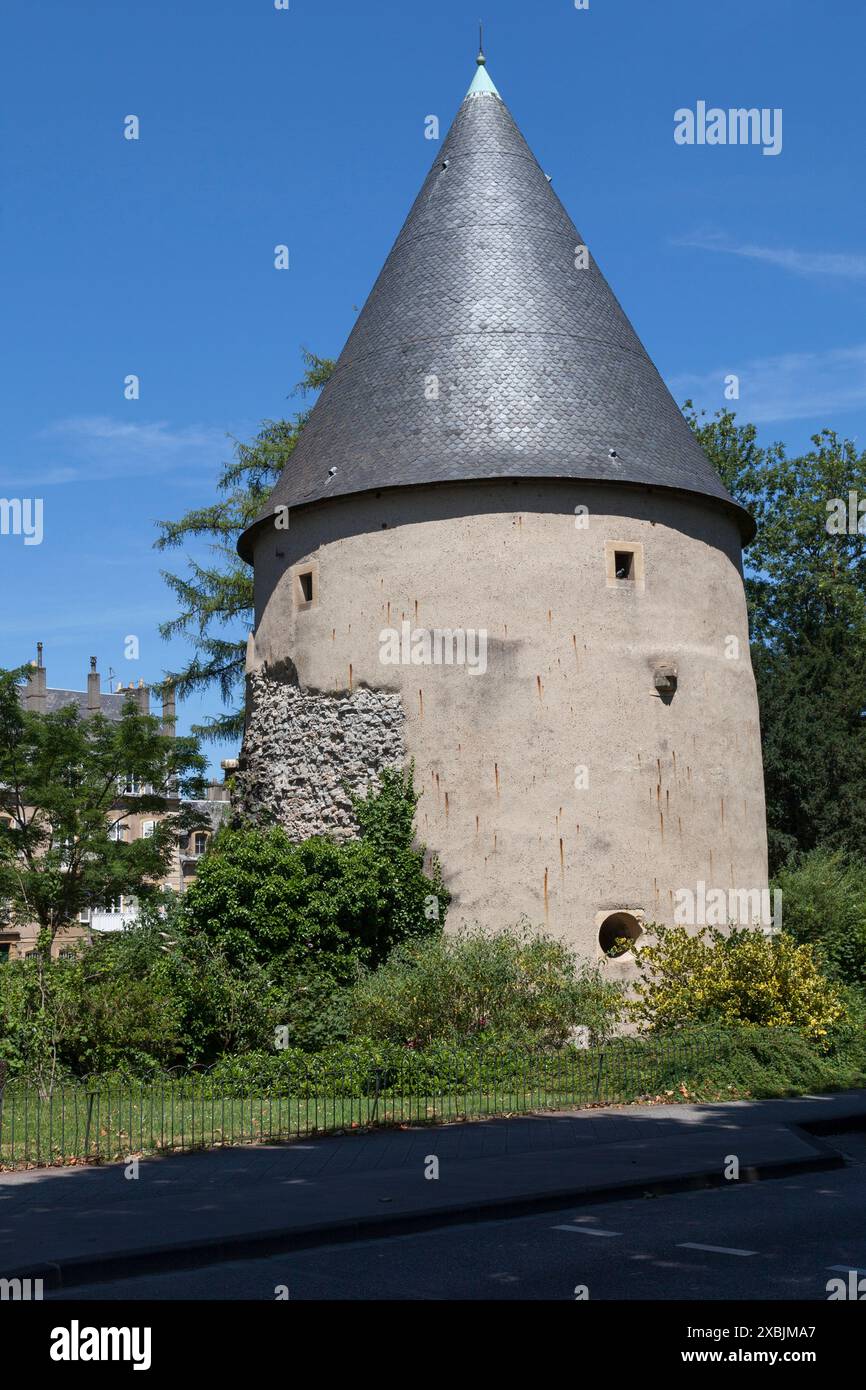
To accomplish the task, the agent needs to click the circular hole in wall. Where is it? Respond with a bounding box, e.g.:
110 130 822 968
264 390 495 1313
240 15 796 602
598 911 642 959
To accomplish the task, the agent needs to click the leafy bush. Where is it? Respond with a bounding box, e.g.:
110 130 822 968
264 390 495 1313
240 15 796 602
32 1026 866 1108
643 1023 866 1099
203 1037 635 1098
0 927 182 1087
150 924 281 1065
344 922 623 1047
629 923 847 1043
775 848 866 989
181 767 446 987
0 769 449 1077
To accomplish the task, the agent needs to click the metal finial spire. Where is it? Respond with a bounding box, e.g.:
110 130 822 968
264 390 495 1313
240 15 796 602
466 24 499 97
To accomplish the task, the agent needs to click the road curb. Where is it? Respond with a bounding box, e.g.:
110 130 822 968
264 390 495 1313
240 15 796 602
5 1143 845 1292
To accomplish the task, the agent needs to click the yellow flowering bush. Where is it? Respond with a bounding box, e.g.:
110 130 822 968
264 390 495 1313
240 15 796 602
629 925 846 1044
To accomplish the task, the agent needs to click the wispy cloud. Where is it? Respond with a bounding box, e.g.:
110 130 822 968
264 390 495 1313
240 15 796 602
673 229 866 282
670 344 866 424
9 416 231 485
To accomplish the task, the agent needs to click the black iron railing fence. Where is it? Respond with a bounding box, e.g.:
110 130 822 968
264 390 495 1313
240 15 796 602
0 1030 735 1169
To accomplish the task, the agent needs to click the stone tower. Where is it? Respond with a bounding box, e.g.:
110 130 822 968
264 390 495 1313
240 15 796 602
237 53 768 965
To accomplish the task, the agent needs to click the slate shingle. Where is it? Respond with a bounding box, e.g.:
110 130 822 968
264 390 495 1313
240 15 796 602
239 81 752 561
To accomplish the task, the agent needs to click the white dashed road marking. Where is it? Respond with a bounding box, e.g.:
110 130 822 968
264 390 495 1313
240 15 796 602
552 1225 621 1237
677 1242 756 1257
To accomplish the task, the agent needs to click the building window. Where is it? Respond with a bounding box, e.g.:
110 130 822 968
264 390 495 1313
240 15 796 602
108 822 128 842
293 561 318 609
0 944 10 962
142 821 155 839
614 550 634 581
605 540 645 590
52 836 73 869
120 774 141 796
193 832 208 857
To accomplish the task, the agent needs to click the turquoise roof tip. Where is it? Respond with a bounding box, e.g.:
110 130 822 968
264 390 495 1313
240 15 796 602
466 62 500 97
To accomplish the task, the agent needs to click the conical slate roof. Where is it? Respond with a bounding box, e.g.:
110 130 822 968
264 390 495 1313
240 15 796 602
239 62 751 560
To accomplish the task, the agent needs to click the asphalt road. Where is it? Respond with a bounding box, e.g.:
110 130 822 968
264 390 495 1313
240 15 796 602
46 1131 866 1301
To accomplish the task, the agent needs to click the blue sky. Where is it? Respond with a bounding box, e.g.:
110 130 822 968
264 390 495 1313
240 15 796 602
3 0 865 770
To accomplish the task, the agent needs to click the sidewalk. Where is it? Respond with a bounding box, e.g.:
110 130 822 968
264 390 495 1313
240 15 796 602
2 1089 864 1288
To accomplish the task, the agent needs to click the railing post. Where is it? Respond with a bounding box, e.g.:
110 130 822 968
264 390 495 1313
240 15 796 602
83 1089 96 1159
594 1047 605 1101
0 1059 7 1165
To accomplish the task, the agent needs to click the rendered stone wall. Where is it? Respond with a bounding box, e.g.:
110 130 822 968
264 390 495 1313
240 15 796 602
245 477 769 961
235 674 405 840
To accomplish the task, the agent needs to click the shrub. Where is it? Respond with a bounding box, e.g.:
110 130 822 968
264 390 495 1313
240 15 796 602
344 922 623 1048
150 926 282 1064
0 931 181 1086
646 1023 866 1099
821 983 866 1070
77 1025 866 1105
208 1038 613 1098
775 848 866 989
629 923 847 1043
180 766 446 984
0 769 450 1078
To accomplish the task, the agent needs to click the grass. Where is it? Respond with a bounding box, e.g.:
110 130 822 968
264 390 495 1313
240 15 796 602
0 1075 652 1167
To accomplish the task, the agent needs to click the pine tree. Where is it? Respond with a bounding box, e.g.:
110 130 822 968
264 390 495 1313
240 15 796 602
155 351 334 741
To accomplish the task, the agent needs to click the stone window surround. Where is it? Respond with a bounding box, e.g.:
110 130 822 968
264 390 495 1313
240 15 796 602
604 539 645 590
292 559 319 611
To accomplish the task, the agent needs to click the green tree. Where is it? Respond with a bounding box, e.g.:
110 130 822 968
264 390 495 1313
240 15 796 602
775 848 866 990
155 350 334 741
0 666 206 953
685 405 866 867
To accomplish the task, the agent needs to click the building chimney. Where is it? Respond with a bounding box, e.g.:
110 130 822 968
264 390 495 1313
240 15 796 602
136 678 150 716
24 642 47 711
87 656 101 714
161 682 176 738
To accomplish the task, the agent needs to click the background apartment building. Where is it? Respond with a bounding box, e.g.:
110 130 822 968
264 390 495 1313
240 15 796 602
0 647 231 960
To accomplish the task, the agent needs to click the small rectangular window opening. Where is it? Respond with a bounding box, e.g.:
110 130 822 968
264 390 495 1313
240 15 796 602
614 550 635 581
298 571 314 602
